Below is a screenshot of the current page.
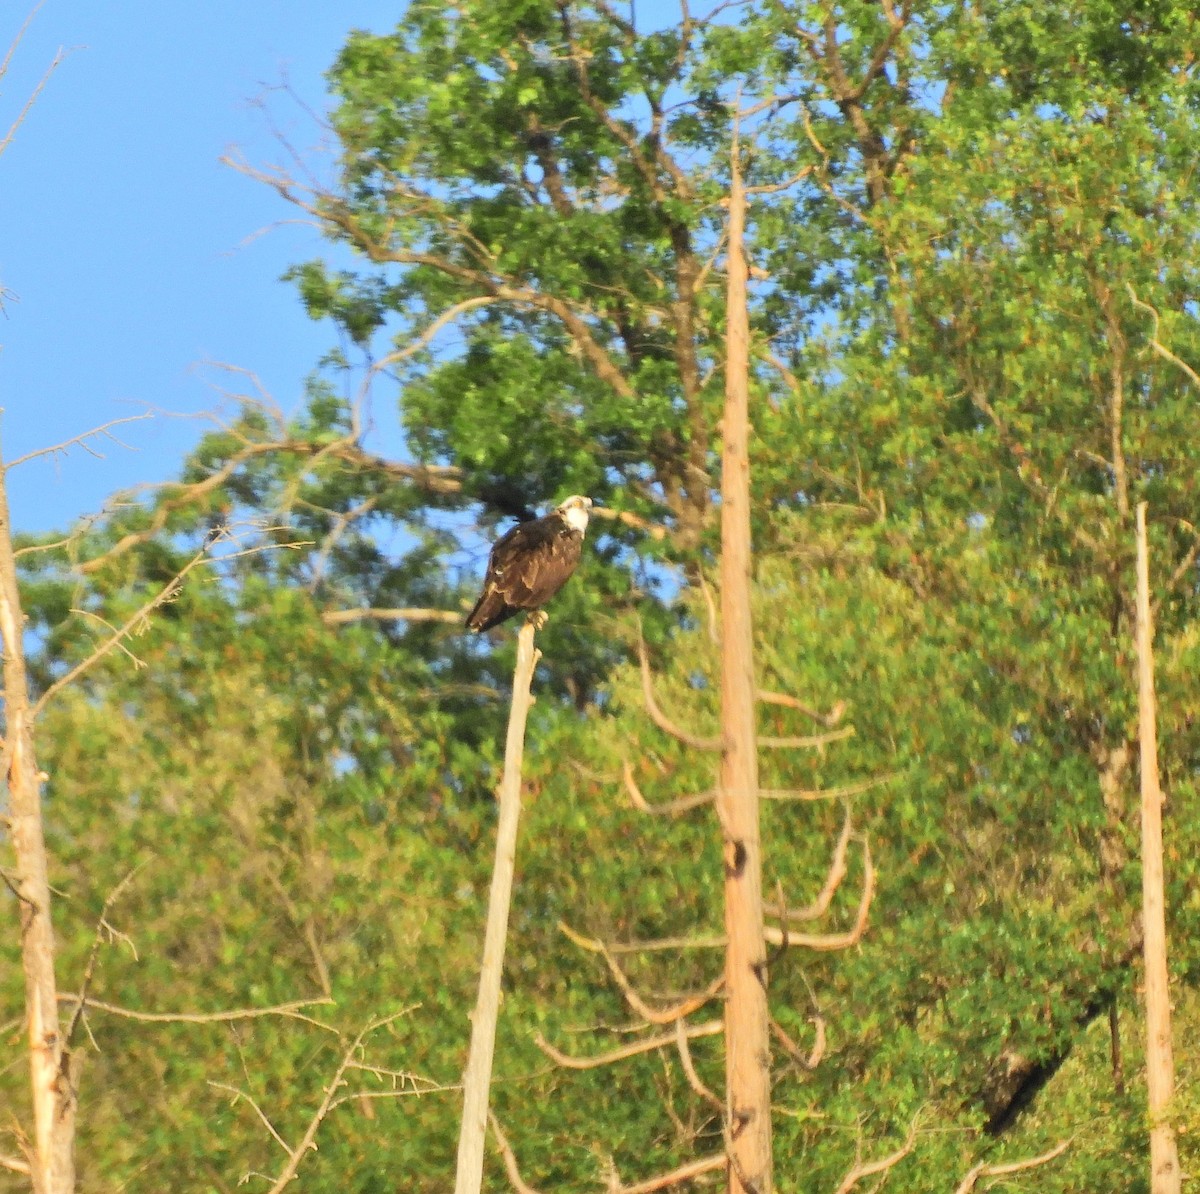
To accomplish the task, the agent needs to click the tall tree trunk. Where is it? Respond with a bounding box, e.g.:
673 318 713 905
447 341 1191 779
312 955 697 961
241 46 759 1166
1134 502 1180 1194
717 132 772 1194
454 621 540 1194
0 461 75 1194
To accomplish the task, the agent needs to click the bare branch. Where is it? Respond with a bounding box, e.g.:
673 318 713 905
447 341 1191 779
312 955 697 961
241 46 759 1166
757 727 855 750
0 44 72 161
560 920 726 954
257 1010 416 1194
744 164 813 197
622 760 713 816
0 2 47 82
1156 517 1200 617
57 995 334 1028
322 607 463 626
65 864 146 1049
609 1153 727 1193
673 1016 722 1110
832 1114 920 1194
763 837 874 950
952 1138 1071 1194
371 296 496 372
0 1153 30 1177
32 541 213 719
766 806 852 924
208 1082 292 1156
636 634 723 751
559 921 723 1024
1127 285 1200 390
534 1021 723 1070
757 689 846 728
770 1015 825 1071
591 504 669 541
760 774 893 804
489 1114 546 1194
4 413 154 472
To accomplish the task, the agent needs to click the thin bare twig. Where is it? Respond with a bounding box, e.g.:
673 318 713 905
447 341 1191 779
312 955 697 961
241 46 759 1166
57 995 334 1028
65 865 146 1049
766 806 852 924
758 727 855 749
32 542 213 719
622 760 713 816
559 921 726 954
673 1017 722 1110
534 1021 723 1070
757 689 846 727
763 838 874 949
759 774 893 803
4 413 154 472
1127 285 1200 390
322 606 462 626
208 1083 292 1156
257 1010 416 1194
636 633 723 751
608 1153 727 1193
558 922 723 1024
770 1015 825 1070
488 1114 546 1194
0 45 72 160
952 1138 1071 1194
832 1114 920 1194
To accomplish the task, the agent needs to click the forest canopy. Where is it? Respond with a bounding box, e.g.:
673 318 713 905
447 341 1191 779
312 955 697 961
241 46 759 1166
5 1 1200 1191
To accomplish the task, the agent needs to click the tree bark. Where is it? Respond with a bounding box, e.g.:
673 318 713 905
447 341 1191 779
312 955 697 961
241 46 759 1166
716 134 773 1194
0 459 75 1194
454 621 540 1194
1134 502 1180 1194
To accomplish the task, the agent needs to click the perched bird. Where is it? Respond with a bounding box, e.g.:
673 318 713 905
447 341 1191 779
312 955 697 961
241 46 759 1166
465 495 593 632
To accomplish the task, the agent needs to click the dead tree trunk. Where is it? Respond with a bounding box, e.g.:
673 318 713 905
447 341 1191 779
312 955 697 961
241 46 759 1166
0 457 75 1194
1134 502 1180 1194
454 620 540 1194
717 127 772 1194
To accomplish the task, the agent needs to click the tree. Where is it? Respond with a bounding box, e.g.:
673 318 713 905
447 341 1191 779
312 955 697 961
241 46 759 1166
9 1 1200 1189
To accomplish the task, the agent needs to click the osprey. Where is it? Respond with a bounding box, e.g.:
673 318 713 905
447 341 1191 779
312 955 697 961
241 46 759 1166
465 496 592 632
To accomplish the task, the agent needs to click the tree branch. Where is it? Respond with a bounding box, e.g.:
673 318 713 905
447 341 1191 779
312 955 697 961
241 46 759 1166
559 921 723 1025
3 413 154 472
608 1153 727 1193
952 1138 1071 1194
636 635 723 751
488 1114 546 1194
1127 284 1200 390
322 607 463 626
757 727 855 750
770 1014 825 1071
763 837 873 950
534 1021 722 1070
765 806 852 924
832 1115 920 1194
559 920 726 954
57 995 334 1027
622 760 713 816
33 540 214 719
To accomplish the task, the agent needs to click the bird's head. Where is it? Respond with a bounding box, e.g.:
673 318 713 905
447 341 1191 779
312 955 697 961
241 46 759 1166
556 494 593 533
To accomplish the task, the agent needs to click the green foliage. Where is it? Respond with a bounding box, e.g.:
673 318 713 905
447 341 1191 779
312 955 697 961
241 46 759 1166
7 0 1200 1190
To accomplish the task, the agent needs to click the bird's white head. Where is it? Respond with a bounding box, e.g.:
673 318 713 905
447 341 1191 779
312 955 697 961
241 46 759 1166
556 495 593 534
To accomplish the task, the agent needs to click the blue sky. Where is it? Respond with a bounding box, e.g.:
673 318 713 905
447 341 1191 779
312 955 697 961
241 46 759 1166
0 2 402 535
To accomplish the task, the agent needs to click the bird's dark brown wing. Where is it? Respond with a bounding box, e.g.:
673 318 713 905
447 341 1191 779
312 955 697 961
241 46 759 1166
465 515 583 632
